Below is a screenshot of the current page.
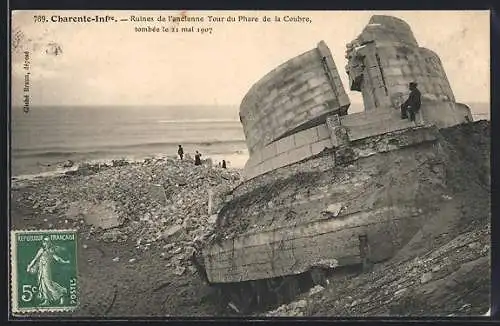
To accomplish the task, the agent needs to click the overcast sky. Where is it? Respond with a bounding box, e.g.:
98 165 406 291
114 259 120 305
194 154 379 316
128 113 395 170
11 10 490 109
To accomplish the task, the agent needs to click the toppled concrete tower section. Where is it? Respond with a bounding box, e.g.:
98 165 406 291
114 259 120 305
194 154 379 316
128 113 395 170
240 41 350 179
198 16 488 314
346 15 472 126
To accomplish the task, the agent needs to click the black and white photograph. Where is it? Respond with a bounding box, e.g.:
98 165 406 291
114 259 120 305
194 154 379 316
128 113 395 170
9 10 491 317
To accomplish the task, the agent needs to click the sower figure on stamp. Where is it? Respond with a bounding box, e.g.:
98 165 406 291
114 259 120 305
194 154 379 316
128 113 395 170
27 237 70 306
400 82 421 123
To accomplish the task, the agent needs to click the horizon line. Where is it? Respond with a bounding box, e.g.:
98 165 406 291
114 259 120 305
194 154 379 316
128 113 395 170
11 101 490 108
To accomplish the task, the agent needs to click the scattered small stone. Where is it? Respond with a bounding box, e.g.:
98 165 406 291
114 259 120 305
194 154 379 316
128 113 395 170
293 299 307 309
309 285 325 296
482 244 490 254
162 225 183 239
208 214 218 224
468 242 481 250
432 265 441 272
323 203 343 217
112 257 120 262
228 302 240 313
163 243 175 250
129 258 136 263
173 266 186 276
102 229 127 242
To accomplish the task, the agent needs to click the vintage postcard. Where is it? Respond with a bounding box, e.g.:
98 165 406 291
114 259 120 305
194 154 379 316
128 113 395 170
10 10 490 318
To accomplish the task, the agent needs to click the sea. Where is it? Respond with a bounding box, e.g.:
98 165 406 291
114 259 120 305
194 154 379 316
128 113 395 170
10 102 490 179
11 105 249 178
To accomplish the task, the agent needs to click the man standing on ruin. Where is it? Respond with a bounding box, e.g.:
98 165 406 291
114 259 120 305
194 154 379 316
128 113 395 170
401 82 421 123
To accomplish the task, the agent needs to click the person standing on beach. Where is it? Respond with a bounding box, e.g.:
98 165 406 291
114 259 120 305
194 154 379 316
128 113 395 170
194 151 202 166
178 145 184 160
222 160 227 169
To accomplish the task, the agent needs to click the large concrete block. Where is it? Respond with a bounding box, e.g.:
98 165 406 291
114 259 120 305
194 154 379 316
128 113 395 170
272 94 290 108
272 152 291 170
291 82 311 97
307 77 325 89
260 161 274 175
291 111 310 127
314 92 336 108
384 67 402 76
297 69 319 83
283 111 295 122
310 104 327 117
276 136 295 154
240 41 350 154
288 144 313 163
317 124 330 140
311 139 333 155
261 143 278 161
282 98 298 112
248 149 263 167
294 127 320 147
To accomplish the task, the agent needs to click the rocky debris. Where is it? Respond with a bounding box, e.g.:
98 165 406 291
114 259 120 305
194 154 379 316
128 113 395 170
149 184 168 205
102 229 128 242
14 157 241 275
61 160 75 168
266 299 309 317
261 224 489 317
311 259 339 270
208 184 233 215
162 225 184 239
321 203 344 217
420 272 433 284
173 266 186 276
65 200 121 230
303 223 490 317
309 285 325 296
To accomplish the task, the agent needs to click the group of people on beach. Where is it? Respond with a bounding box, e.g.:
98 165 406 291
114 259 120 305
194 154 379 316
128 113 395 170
177 145 226 168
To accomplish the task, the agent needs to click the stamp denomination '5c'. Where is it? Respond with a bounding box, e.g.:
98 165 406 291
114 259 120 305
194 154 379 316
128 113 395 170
11 229 78 313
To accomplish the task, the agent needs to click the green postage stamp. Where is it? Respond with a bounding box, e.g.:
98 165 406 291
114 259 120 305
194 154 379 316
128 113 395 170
11 229 79 313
